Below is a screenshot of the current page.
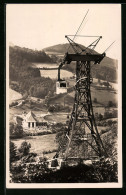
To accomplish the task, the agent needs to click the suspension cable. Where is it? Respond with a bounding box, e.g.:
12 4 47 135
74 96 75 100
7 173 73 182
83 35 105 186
103 41 115 53
67 9 89 52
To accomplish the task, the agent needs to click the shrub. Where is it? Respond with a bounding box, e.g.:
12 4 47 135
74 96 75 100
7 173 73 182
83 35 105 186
92 158 118 182
43 149 58 154
10 159 50 183
94 98 97 103
18 141 31 156
107 120 113 126
104 111 113 119
108 101 114 107
21 153 37 163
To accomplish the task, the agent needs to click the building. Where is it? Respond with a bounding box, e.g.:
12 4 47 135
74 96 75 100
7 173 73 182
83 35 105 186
23 111 47 130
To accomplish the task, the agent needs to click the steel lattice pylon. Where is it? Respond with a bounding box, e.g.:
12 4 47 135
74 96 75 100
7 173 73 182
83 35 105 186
64 59 108 160
57 34 108 160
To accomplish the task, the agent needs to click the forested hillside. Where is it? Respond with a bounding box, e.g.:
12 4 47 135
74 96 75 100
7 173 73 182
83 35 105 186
9 46 56 98
10 46 54 63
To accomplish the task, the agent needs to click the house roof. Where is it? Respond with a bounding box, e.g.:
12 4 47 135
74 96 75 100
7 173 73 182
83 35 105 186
25 111 47 123
25 111 37 122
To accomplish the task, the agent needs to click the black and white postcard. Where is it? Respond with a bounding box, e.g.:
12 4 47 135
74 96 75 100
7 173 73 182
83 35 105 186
6 4 122 188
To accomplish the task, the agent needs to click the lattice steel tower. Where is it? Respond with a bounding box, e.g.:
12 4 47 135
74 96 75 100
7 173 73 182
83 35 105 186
57 35 108 160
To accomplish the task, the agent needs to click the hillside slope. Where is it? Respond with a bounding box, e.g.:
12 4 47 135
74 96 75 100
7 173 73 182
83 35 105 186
9 46 56 98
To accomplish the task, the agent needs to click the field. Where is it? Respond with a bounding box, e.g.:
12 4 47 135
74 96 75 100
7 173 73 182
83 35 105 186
9 89 22 104
91 87 117 106
33 63 58 69
39 69 73 79
44 113 69 123
33 62 74 79
11 134 58 158
68 86 117 107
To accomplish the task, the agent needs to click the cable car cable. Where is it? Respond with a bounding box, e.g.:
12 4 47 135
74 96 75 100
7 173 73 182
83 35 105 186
67 9 89 52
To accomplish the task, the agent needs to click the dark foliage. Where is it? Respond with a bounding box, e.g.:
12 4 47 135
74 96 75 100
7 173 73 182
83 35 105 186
9 46 56 98
21 153 37 163
104 110 117 119
10 46 53 64
91 64 117 83
48 104 71 113
18 141 31 156
97 119 117 127
102 123 118 160
93 97 97 103
24 130 52 136
9 101 18 107
43 149 58 154
10 123 24 138
10 141 18 164
10 159 118 183
107 100 117 107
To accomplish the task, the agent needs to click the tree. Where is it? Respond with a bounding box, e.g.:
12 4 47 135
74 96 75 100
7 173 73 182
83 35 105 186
108 101 113 107
98 113 103 120
94 98 97 103
48 105 56 112
112 110 118 118
18 141 31 156
10 123 23 138
104 111 113 119
10 141 17 163
108 120 113 126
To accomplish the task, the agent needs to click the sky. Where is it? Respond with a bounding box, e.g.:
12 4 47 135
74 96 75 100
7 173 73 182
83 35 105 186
6 4 121 60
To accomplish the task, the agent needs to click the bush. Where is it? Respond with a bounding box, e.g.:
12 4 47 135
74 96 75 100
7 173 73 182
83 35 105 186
94 98 97 103
48 104 71 113
92 158 118 182
43 149 58 154
24 130 52 136
98 113 103 120
21 153 37 163
10 159 50 183
104 111 113 119
108 101 114 107
107 120 113 126
18 141 31 156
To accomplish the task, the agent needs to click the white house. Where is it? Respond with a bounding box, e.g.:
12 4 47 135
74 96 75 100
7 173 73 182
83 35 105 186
23 111 47 130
